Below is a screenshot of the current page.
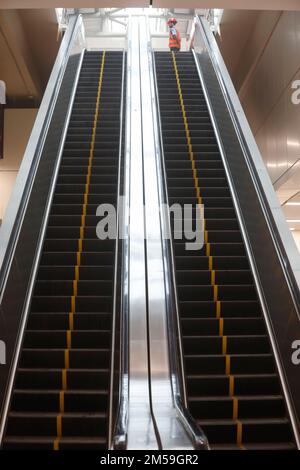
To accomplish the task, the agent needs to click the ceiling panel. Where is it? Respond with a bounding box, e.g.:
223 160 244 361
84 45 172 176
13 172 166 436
1 1 300 11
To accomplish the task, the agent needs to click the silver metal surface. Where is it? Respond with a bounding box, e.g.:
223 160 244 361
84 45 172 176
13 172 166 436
0 20 85 444
126 18 158 450
193 16 300 447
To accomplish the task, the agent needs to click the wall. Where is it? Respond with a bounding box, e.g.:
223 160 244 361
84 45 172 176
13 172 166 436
238 12 300 185
218 11 300 185
0 108 37 221
217 10 300 235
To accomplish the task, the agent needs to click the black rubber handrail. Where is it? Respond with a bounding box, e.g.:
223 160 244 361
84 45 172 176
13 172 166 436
109 49 129 449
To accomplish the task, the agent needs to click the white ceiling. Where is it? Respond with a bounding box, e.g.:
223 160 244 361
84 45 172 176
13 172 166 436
1 1 300 11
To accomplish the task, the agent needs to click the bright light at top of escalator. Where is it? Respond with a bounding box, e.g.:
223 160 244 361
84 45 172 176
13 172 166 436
55 8 64 24
287 139 300 148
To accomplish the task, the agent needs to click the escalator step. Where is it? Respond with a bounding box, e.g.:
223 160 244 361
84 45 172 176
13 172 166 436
6 412 107 437
3 436 107 450
11 390 108 413
187 374 281 397
27 312 111 330
15 369 109 390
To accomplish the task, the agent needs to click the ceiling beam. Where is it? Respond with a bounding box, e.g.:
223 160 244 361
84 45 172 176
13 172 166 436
0 10 42 101
1 1 300 11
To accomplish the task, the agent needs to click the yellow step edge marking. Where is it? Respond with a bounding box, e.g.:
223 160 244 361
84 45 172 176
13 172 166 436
209 255 213 271
64 351 69 370
204 230 209 244
237 421 243 447
75 265 79 281
219 317 224 336
222 335 227 355
53 438 59 450
56 414 62 438
214 284 218 302
211 270 215 286
66 330 72 349
216 300 221 318
78 218 86 235
206 243 210 257
62 368 67 390
71 296 76 314
69 312 74 331
73 280 78 297
225 355 231 375
229 375 235 396
77 252 81 266
233 397 238 420
198 195 203 206
59 391 65 413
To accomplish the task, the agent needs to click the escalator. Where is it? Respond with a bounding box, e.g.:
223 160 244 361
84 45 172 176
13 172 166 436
2 50 124 450
155 51 296 450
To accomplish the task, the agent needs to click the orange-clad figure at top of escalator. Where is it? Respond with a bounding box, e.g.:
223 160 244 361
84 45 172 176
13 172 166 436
167 18 181 52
